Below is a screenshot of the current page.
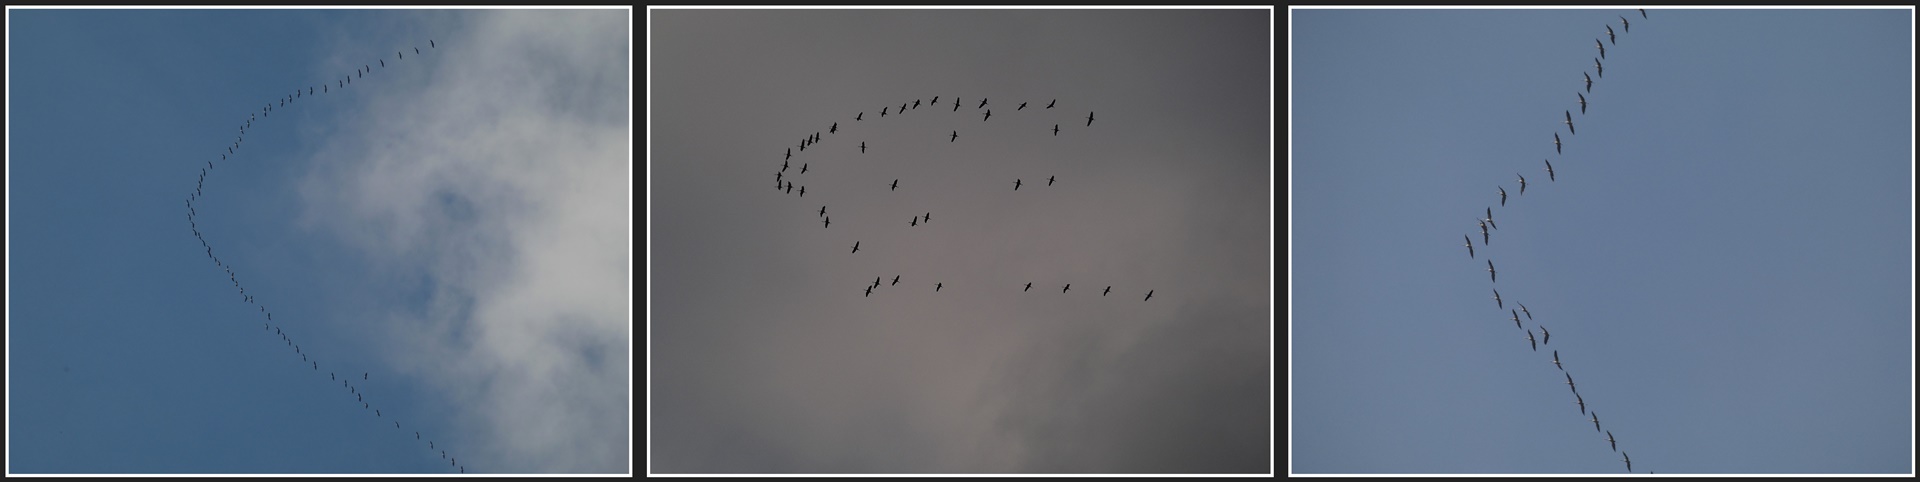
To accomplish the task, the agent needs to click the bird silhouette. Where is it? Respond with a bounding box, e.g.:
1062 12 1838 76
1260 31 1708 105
856 112 863 121
1578 92 1587 114
1046 99 1056 108
860 142 866 153
1544 159 1556 181
1144 290 1154 301
1554 132 1562 154
1584 72 1592 93
1062 284 1070 293
1103 286 1112 296
1024 283 1032 292
1018 101 1027 110
851 241 860 253
1048 176 1055 186
1086 111 1095 126
983 110 991 121
936 283 943 292
978 98 988 109
1014 179 1022 190
1606 25 1615 45
892 275 901 286
951 131 958 142
1052 124 1059 136
890 179 898 191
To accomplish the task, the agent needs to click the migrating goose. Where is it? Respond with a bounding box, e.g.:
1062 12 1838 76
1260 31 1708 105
1552 350 1563 370
1103 286 1112 296
1545 159 1556 181
935 282 943 291
1024 282 1033 292
978 98 988 109
851 241 860 253
1018 101 1027 110
865 285 873 297
819 206 826 217
1485 207 1498 230
1492 288 1501 309
1526 329 1536 351
983 110 991 121
1517 174 1527 194
1499 186 1507 206
1565 110 1575 135
913 99 920 109
1576 393 1586 414
1519 303 1532 320
823 217 830 228
953 97 961 111
1606 25 1615 45
782 160 789 172
1565 372 1577 393
1014 179 1023 190
1052 124 1059 136
1554 132 1562 154
798 186 805 197
1086 111 1095 126
830 122 837 134
911 217 917 227
1478 219 1489 245
924 212 930 222
1048 176 1056 186
1046 99 1056 108
1596 39 1605 59
1144 290 1154 301
1465 235 1476 259
874 276 882 288
1621 16 1630 33
1584 72 1593 93
1595 57 1603 78
1621 452 1631 472
1062 284 1071 293
785 183 793 194
932 96 939 104
1511 309 1522 329
801 163 808 173
1487 260 1497 283
1591 412 1601 432
1606 430 1617 451
882 106 889 117
890 179 899 191
1540 325 1549 344
951 131 958 142
856 112 863 121
860 142 866 153
1578 92 1587 114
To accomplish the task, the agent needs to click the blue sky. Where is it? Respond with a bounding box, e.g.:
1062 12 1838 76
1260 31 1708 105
7 8 631 474
1290 8 1912 474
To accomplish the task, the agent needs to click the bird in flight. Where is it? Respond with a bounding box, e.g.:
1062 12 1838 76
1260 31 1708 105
1584 72 1593 93
1595 57 1603 78
924 212 930 222
1519 303 1532 320
1464 235 1475 259
1517 173 1527 194
1485 207 1498 230
1052 124 1060 136
881 106 888 117
851 241 860 253
932 96 939 104
1540 325 1549 344
901 102 908 112
1046 99 1056 108
1640 8 1646 19
953 97 961 111
978 97 988 109
1103 286 1112 296
1564 110 1576 135
983 110 991 121
1487 260 1497 283
1491 288 1501 309
799 186 806 197
856 112 863 121
1511 309 1522 329
1024 282 1033 292
1578 92 1587 114
1575 393 1585 414
1606 25 1615 45
431 39 436 48
1144 290 1154 301
1621 452 1631 472
830 123 837 134
1591 412 1602 433
1499 186 1508 206
1552 350 1563 370
823 217 830 228
911 217 917 226
1018 101 1027 110
1048 176 1056 186
1014 179 1023 190
1554 132 1562 154
801 163 808 173
890 179 899 191
1086 111 1095 126
1565 372 1578 393
1544 159 1556 181
892 275 901 286
1478 219 1489 245
1606 430 1617 452
861 142 866 153
951 131 958 142
936 283 943 292
1061 284 1071 293
1621 15 1630 33
1526 329 1536 351
1595 38 1605 59
912 99 920 109
865 285 873 297
819 206 826 217
782 160 789 172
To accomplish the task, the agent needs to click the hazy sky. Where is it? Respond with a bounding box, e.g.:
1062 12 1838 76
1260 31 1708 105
1291 8 1912 474
648 7 1272 474
7 8 630 474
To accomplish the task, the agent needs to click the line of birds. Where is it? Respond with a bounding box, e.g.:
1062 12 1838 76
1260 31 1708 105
1461 10 1647 474
777 95 1152 302
186 39 468 474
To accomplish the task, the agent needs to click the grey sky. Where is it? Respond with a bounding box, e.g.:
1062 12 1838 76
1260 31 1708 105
648 7 1272 474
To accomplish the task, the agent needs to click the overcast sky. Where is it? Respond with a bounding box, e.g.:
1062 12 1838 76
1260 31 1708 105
647 7 1272 474
8 8 629 474
1290 8 1912 475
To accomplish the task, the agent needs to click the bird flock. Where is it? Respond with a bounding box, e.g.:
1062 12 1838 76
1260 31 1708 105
184 38 468 474
1459 9 1648 474
775 94 1155 301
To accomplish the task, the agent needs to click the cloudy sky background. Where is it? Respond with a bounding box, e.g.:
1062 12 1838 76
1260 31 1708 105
7 8 629 474
1291 8 1911 474
648 8 1272 474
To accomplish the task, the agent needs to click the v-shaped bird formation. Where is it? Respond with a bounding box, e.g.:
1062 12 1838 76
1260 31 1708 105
1456 11 1654 474
183 38 467 474
773 95 1156 302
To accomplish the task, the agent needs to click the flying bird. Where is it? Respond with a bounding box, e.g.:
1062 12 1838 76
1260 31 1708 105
1018 101 1027 110
432 39 436 48
953 97 961 111
819 206 826 217
830 123 837 134
983 110 991 121
1053 124 1059 136
1511 309 1522 329
1554 132 1562 154
1596 39 1605 59
913 99 921 109
1606 25 1615 45
1607 430 1617 452
1621 16 1630 33
1487 260 1497 283
1540 325 1550 344
1048 176 1055 186
1499 186 1507 206
799 186 805 197
801 163 808 173
1492 288 1501 309
398 50 403 59
851 241 860 253
1576 393 1585 414
1478 219 1489 245
1464 235 1475 259
936 283 943 291
1584 72 1592 92
911 217 917 226
1565 110 1576 135
1578 92 1587 114
380 59 384 67
881 106 888 117
1640 9 1646 19
1024 283 1033 292
782 160 789 172
823 217 830 228
1046 99 1056 108
893 275 901 286
1520 303 1532 320
1485 207 1497 230
856 112 863 121
1526 329 1536 351
364 372 368 380
951 131 958 142
874 277 882 288
924 212 930 222
978 98 988 109
931 96 939 104
1517 173 1527 194
1622 452 1631 472
1595 58 1603 78
1552 350 1563 370
1144 290 1154 301
1062 284 1070 293
1014 179 1023 190
1086 111 1095 126
861 142 866 153
415 47 420 54
1566 372 1578 393
1591 412 1601 432
1103 286 1111 296
1545 159 1556 181
901 102 907 112
890 179 898 191
785 183 793 194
